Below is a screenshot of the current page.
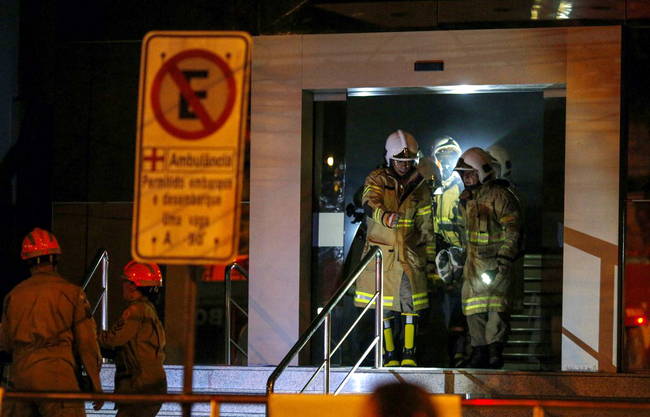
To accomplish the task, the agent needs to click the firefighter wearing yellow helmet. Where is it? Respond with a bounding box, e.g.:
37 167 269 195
1 228 104 415
354 130 435 367
454 147 522 369
430 136 463 249
97 261 167 417
429 136 468 367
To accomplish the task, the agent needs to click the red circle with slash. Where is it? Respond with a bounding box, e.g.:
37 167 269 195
151 49 236 140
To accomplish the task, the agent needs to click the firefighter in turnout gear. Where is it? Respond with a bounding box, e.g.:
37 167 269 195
1 228 103 416
429 136 468 367
455 148 522 369
431 137 463 248
354 130 436 367
97 261 167 417
487 144 526 314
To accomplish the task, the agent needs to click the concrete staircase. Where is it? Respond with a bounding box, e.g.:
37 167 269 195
504 254 562 371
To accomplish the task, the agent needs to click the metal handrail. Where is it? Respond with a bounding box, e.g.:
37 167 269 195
80 248 109 331
4 390 650 417
266 246 383 395
225 262 249 365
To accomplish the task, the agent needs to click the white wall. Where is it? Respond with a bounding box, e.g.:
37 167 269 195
562 27 621 371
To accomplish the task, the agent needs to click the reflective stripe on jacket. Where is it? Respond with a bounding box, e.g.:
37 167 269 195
354 166 435 312
433 174 463 248
458 180 521 316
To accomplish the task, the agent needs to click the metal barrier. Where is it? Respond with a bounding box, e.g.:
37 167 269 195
266 246 383 395
80 248 109 331
224 262 249 365
0 389 267 417
463 398 650 416
3 391 650 417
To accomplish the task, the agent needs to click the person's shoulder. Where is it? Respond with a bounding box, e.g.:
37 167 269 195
133 298 158 313
366 166 391 184
122 300 148 320
368 166 388 178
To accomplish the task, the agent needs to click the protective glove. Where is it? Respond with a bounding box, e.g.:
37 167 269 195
496 257 511 275
383 212 400 228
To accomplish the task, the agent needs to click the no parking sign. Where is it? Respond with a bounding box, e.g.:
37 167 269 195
133 31 251 264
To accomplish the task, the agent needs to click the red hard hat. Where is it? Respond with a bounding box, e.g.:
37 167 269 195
21 228 62 260
123 260 163 287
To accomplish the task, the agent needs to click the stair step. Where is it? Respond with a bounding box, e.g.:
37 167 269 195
504 352 552 359
507 340 551 345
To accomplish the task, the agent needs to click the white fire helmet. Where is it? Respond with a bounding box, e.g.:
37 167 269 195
486 145 512 179
454 147 495 184
384 130 419 165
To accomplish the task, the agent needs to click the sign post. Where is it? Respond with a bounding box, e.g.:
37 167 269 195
132 31 251 264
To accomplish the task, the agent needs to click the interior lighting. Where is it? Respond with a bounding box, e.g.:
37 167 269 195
326 156 334 166
531 0 542 20
447 85 479 95
481 272 492 285
557 1 572 19
637 317 645 325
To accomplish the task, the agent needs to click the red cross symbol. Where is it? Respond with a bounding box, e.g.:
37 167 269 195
143 148 165 172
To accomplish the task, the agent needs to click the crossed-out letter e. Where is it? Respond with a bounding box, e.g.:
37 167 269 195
179 70 207 119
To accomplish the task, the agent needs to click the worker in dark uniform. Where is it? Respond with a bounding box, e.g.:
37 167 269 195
1 228 103 416
97 261 166 417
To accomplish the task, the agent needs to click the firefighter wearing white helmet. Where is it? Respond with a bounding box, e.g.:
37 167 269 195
454 147 522 369
355 130 435 367
97 261 167 417
1 228 104 415
486 144 512 179
486 144 526 315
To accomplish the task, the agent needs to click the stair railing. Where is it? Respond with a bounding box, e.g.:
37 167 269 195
266 246 383 395
80 248 109 331
225 262 249 365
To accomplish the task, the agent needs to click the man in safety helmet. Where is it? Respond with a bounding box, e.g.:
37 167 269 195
354 130 435 367
97 260 167 417
487 144 526 314
428 136 468 367
454 147 522 369
486 144 512 181
1 228 103 415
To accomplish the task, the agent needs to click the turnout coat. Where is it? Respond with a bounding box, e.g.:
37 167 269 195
354 166 436 312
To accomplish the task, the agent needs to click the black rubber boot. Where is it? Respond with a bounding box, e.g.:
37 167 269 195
488 342 505 369
448 331 468 368
465 345 489 368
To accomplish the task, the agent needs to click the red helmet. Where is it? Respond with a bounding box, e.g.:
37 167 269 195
21 228 62 260
123 260 163 287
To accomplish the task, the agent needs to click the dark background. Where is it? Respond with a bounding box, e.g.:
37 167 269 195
344 92 550 257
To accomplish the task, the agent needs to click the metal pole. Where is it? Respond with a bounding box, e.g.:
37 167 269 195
101 253 109 331
210 399 219 417
182 266 197 417
324 312 330 394
375 253 383 368
225 264 233 365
